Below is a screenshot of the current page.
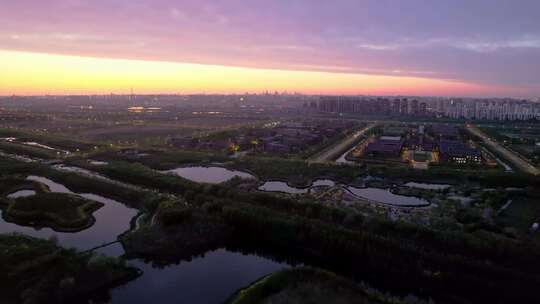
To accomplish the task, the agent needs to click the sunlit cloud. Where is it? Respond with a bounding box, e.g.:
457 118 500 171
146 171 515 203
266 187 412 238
0 49 515 97
0 0 539 96
6 32 107 43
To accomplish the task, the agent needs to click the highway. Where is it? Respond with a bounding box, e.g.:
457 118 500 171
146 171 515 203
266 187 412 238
309 123 376 163
466 125 540 175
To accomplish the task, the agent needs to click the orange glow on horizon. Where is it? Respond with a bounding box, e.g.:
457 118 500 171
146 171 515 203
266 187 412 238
0 49 504 96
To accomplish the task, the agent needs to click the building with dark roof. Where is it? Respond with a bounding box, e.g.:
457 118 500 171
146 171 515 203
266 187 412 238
438 140 482 164
264 142 290 153
430 125 459 139
364 137 404 158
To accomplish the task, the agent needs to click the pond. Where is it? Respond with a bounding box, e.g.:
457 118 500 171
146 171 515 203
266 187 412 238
312 179 336 187
346 187 430 207
163 166 255 184
7 190 36 198
404 182 451 190
258 179 336 194
0 176 138 256
1 175 299 303
111 249 289 304
258 181 309 194
89 160 109 165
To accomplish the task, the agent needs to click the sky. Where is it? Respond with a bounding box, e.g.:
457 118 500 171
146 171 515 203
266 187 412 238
0 0 539 97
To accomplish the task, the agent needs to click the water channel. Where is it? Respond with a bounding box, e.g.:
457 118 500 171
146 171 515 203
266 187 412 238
0 174 293 303
0 176 137 256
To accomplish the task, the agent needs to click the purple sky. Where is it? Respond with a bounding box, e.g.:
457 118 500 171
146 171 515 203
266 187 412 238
1 0 539 96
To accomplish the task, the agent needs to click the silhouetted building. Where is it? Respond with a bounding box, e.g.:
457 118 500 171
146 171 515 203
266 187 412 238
438 140 482 164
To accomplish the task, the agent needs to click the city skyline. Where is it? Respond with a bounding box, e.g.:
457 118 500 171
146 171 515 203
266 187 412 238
1 0 540 97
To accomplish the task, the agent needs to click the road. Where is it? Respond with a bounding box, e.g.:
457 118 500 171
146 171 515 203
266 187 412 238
467 125 540 175
309 123 376 163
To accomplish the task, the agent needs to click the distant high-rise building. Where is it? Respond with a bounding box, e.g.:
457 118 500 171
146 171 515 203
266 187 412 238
442 98 539 121
410 99 419 116
318 96 436 117
419 102 427 116
392 99 401 114
400 99 409 115
317 96 539 121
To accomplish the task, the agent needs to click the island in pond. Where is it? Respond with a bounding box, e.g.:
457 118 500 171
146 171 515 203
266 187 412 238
1 183 103 232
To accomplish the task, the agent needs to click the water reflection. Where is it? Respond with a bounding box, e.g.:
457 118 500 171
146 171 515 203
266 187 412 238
312 179 336 187
0 176 137 255
111 249 288 304
258 181 308 194
258 179 336 194
404 182 451 190
163 166 255 184
346 187 429 206
89 160 109 165
27 175 72 193
7 190 36 198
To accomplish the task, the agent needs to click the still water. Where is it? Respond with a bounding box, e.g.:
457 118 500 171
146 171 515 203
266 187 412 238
0 176 137 256
7 190 36 198
163 166 255 184
1 175 293 303
258 181 308 194
347 187 430 206
258 179 336 194
404 182 451 190
111 249 288 304
312 179 336 187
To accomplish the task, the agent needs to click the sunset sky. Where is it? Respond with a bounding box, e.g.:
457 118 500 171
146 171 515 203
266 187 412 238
1 0 539 97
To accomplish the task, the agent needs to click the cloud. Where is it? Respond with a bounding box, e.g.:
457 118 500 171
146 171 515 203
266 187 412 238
0 0 539 95
456 38 540 52
355 44 400 51
353 37 540 53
